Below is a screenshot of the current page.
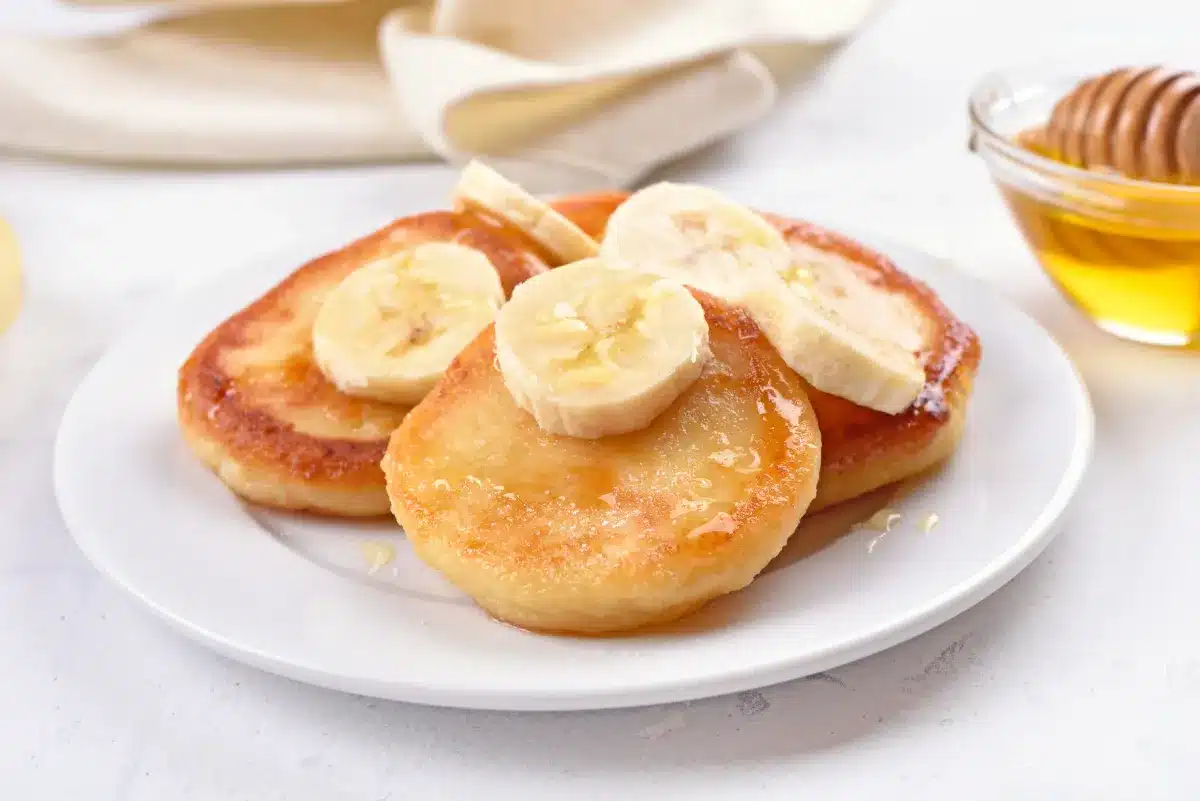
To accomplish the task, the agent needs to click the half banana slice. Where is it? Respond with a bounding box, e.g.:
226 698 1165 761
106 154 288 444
452 160 600 265
601 182 925 414
313 242 504 405
742 278 927 414
495 257 710 439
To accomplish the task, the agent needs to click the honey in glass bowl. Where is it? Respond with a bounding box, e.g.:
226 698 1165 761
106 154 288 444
970 54 1200 346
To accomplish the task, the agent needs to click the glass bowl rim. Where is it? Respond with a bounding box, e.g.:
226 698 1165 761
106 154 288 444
967 61 1200 200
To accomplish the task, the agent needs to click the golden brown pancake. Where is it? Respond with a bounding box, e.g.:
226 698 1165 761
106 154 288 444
551 192 982 511
177 210 550 516
179 192 979 521
383 291 822 634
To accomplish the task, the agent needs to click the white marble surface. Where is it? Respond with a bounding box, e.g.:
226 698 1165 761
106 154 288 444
3 1 1200 798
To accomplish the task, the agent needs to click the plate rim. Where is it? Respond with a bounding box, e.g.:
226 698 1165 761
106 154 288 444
53 228 1095 711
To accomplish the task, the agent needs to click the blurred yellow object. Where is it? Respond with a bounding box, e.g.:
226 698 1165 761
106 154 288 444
0 218 22 335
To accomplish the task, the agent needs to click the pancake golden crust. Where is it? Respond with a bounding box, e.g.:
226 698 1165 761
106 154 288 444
384 291 822 634
763 215 981 509
550 192 982 512
177 210 551 516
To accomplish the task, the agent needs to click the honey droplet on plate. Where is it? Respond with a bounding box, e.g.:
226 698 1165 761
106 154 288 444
861 508 901 533
360 540 397 574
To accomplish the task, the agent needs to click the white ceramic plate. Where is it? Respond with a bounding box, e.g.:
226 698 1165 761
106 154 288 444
54 226 1092 712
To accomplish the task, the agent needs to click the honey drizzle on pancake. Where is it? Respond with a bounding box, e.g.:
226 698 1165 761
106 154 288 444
550 193 982 476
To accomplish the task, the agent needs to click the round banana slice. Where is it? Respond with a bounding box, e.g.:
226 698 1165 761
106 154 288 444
602 182 924 414
452 160 600 265
600 181 793 297
494 257 710 439
312 242 504 405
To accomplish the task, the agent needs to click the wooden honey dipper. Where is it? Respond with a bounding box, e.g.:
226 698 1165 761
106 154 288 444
1030 66 1200 185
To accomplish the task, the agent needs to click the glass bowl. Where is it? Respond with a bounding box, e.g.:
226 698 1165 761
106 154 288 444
968 46 1200 346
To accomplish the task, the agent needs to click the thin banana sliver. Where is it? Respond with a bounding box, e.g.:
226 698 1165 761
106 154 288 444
453 160 599 265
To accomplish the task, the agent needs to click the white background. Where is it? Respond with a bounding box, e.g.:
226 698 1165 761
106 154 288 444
3 1 1200 799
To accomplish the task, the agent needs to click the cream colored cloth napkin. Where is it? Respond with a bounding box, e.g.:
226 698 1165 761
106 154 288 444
0 0 880 191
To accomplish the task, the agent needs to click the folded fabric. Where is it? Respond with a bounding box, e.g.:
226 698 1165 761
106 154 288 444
0 0 880 190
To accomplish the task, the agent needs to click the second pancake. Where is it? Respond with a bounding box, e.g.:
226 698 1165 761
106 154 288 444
177 210 550 516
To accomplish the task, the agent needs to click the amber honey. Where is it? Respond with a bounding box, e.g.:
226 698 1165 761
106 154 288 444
999 133 1200 346
1001 189 1200 344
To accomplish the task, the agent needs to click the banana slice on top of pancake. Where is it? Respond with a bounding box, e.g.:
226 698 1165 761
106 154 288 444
495 257 710 439
385 280 822 634
452 160 600 264
601 182 793 297
313 242 505 405
601 182 926 414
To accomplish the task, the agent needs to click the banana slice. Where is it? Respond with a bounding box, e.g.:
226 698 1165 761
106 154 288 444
312 242 504 405
601 182 924 414
600 182 793 297
452 160 599 264
494 257 710 439
742 276 926 415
